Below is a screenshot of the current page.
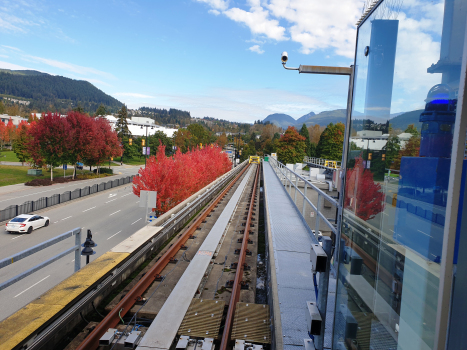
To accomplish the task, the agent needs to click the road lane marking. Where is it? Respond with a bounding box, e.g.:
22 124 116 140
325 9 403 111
61 216 72 221
107 231 121 240
136 201 139 203
131 218 142 225
108 193 117 198
383 212 389 216
109 210 121 216
54 221 59 224
106 199 117 203
14 275 50 298
0 187 67 204
11 235 23 240
83 206 96 212
121 193 131 197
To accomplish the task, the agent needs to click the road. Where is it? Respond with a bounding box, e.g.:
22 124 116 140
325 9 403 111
0 182 148 321
0 166 140 209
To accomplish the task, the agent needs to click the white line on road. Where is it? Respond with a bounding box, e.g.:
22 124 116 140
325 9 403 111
11 235 23 240
382 212 389 216
83 206 96 212
131 218 142 225
14 275 50 298
121 193 131 197
136 201 139 203
109 210 121 216
107 231 121 240
0 187 67 204
61 216 72 221
108 193 117 198
54 221 59 224
106 199 117 203
418 229 431 237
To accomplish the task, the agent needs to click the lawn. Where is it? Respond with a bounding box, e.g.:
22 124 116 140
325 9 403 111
0 150 20 163
122 157 146 166
0 166 77 187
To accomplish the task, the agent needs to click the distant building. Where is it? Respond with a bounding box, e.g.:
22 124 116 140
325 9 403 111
0 114 28 126
104 115 178 138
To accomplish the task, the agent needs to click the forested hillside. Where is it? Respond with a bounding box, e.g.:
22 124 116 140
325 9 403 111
0 69 122 114
136 106 192 126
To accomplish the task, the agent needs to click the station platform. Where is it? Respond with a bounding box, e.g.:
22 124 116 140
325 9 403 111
263 161 335 349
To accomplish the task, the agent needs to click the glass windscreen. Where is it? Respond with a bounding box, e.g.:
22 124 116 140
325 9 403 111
10 218 27 222
334 0 465 349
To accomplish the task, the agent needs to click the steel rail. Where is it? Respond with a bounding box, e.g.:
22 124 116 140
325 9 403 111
76 164 250 350
219 163 260 350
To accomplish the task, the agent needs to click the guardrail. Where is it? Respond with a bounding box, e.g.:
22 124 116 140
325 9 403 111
304 156 341 169
269 156 339 234
0 175 135 222
0 228 82 292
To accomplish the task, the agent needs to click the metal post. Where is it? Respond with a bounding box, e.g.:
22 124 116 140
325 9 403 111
302 183 307 217
316 237 332 350
315 194 321 234
145 125 148 169
294 175 298 204
74 229 81 272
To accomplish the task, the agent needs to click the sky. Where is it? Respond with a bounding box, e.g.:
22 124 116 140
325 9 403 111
0 0 409 123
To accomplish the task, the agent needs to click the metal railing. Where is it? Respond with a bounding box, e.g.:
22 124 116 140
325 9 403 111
304 156 341 169
269 156 339 234
0 228 82 292
0 175 135 222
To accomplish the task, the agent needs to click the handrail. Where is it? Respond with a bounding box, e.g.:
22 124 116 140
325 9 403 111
268 157 338 234
304 156 341 169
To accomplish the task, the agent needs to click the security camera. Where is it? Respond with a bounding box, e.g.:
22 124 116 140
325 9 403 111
281 51 288 63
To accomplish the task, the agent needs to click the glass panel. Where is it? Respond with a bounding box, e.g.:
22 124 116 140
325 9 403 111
334 1 466 349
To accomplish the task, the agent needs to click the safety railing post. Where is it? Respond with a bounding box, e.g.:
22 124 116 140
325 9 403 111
302 183 307 217
294 175 298 204
74 229 81 272
315 194 321 234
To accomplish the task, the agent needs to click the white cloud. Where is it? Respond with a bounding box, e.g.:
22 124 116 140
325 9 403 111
22 55 116 80
0 54 9 58
195 0 229 11
114 93 155 99
2 45 22 52
208 9 221 15
224 5 287 41
0 60 33 70
249 45 264 54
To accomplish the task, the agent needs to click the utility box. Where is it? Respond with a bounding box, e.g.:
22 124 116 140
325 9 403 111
27 169 42 176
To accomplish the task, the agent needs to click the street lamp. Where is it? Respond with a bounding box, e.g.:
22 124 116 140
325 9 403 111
141 124 155 168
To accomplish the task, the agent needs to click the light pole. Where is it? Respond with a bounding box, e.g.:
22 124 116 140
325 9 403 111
141 124 154 168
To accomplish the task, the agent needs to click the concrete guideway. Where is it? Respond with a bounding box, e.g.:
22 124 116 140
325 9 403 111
0 162 248 350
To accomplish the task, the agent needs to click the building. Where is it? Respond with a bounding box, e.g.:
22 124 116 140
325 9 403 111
0 114 28 126
104 115 178 138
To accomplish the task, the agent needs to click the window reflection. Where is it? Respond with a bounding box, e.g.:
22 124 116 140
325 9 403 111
334 0 465 349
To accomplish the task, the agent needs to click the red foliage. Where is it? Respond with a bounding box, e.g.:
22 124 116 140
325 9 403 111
132 144 232 213
344 156 385 221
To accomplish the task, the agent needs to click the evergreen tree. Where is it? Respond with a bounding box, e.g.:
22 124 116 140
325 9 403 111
95 103 106 116
299 123 312 157
316 122 345 160
404 124 420 137
73 103 85 113
383 135 401 169
115 105 130 138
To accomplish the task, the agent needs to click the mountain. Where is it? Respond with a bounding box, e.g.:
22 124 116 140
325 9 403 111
304 109 347 126
0 69 123 114
296 111 315 125
263 113 297 129
389 109 424 131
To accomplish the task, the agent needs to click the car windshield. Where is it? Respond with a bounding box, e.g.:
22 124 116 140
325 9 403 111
10 217 27 222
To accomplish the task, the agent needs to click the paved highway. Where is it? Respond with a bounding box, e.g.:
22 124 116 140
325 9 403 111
0 165 140 209
0 182 148 321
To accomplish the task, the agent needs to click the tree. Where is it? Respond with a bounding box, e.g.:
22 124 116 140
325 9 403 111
216 133 228 149
173 128 192 153
391 135 420 170
66 112 99 178
299 123 312 157
0 100 4 114
383 135 400 169
308 124 323 144
0 120 6 150
28 113 39 123
115 105 130 138
404 124 419 137
12 121 30 165
4 118 15 145
149 131 174 157
27 112 70 180
87 117 123 171
344 156 385 221
95 104 106 117
276 127 306 164
73 103 85 113
316 122 345 160
186 123 210 147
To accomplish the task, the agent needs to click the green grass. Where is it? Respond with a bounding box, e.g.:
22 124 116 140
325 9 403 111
0 150 20 163
0 165 77 187
121 157 146 166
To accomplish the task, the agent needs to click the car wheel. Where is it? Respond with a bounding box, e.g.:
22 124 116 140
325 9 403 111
45 220 49 227
27 226 32 234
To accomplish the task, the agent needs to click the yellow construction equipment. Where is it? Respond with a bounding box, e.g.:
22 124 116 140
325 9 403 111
249 156 260 164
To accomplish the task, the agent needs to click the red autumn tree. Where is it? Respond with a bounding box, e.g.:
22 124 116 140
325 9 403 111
88 117 123 172
132 144 231 214
0 120 6 150
344 156 385 221
27 112 70 180
276 126 306 164
4 117 16 145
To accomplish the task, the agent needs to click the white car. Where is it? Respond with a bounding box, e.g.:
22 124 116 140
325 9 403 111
5 214 50 234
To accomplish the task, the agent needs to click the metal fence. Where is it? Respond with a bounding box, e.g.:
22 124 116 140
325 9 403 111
304 156 341 169
0 175 134 222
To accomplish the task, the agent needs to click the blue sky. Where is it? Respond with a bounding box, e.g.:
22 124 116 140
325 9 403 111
0 0 366 123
